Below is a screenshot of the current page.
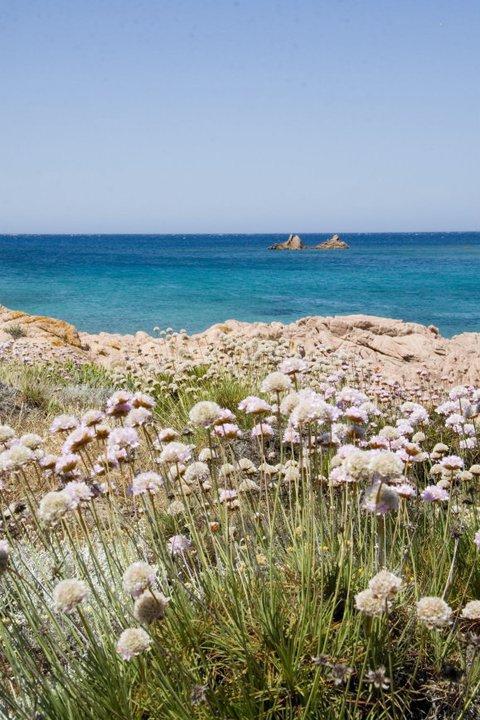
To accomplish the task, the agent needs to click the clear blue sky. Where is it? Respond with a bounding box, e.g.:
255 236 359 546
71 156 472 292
1 0 479 233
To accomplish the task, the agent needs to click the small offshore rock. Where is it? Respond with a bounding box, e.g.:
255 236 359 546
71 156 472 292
315 234 349 250
269 234 305 251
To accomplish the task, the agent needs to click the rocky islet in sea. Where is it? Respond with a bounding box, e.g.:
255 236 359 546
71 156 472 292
269 233 349 250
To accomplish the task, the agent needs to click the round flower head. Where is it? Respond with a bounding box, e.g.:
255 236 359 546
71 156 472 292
343 406 369 425
440 455 464 472
412 431 426 443
0 425 15 444
131 472 163 496
55 453 80 476
107 427 139 451
62 427 95 454
7 444 33 468
461 600 480 620
212 408 236 426
260 372 292 395
53 579 88 613
122 561 157 598
94 422 110 440
0 451 13 475
218 463 235 480
343 449 371 481
0 540 9 573
369 435 389 450
459 438 477 450
421 484 449 503
445 413 465 430
283 425 301 444
166 463 185 485
432 442 449 455
429 464 443 478
368 570 402 599
38 490 74 526
81 409 105 427
214 422 241 439
336 387 368 407
238 477 261 493
50 414 79 434
251 422 274 439
198 447 218 462
238 457 257 474
39 453 58 471
19 433 43 450
283 466 301 483
416 596 452 629
125 407 152 427
368 451 404 481
379 425 400 441
366 666 390 690
0 445 34 472
436 400 458 417
279 357 308 376
355 588 388 617
290 393 340 428
63 481 93 507
280 392 300 416
167 500 186 516
167 534 192 557
184 461 210 485
238 396 272 415
156 427 179 443
362 483 399 515
116 628 151 660
218 488 238 504
402 402 429 426
159 441 193 464
258 461 279 476
133 590 170 624
398 442 427 463
396 421 415 438
396 483 417 498
106 390 133 417
132 392 156 410
188 401 222 428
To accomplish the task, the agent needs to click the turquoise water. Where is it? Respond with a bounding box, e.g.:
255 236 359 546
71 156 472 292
0 233 479 337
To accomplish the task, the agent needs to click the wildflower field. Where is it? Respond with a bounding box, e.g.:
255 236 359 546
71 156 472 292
0 344 480 719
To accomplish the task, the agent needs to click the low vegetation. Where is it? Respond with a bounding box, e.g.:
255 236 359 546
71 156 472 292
0 352 479 719
3 325 27 341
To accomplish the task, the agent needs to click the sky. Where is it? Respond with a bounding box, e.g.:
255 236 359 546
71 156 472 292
1 0 479 233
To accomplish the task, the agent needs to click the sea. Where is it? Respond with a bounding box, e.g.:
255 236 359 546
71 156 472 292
0 233 479 337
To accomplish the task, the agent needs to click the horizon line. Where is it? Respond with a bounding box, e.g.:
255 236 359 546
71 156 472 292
1 229 480 237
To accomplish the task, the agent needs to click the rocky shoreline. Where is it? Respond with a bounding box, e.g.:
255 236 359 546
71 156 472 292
0 304 479 385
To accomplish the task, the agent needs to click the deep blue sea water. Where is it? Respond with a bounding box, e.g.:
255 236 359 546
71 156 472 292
0 233 479 337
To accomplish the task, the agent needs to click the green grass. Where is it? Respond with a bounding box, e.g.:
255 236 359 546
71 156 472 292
0 360 115 416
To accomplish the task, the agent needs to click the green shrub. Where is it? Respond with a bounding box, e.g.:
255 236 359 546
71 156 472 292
4 324 27 339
